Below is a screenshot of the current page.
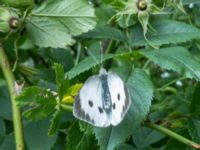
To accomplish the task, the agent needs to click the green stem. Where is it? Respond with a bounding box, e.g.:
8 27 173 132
61 103 73 112
157 76 187 92
105 40 115 54
146 123 200 149
142 59 151 70
0 44 24 150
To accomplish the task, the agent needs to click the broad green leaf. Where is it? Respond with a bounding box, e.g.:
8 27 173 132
141 47 200 80
182 0 200 5
80 26 127 42
24 119 57 150
0 119 5 135
48 109 61 136
0 119 5 145
190 83 200 118
79 121 93 135
16 86 57 121
38 48 74 71
133 127 165 148
51 134 66 150
26 0 96 48
132 20 200 46
188 118 200 143
66 122 97 150
52 49 74 71
0 134 15 150
66 53 130 79
93 69 154 150
0 85 12 120
118 144 137 150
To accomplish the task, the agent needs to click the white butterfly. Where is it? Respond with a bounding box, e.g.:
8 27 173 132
73 67 131 127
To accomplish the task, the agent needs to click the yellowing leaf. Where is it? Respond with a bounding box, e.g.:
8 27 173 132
62 95 74 104
68 83 83 96
61 83 83 104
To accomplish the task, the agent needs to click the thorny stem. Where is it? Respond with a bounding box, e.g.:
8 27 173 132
146 123 200 149
0 44 24 150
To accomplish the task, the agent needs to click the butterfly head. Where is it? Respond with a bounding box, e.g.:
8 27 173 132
99 67 107 75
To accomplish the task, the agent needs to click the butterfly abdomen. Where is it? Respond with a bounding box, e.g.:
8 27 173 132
99 74 112 113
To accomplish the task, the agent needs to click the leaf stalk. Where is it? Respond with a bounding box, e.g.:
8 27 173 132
61 103 73 112
0 44 24 150
146 123 200 149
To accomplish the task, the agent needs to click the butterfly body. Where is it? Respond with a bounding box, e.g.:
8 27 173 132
73 68 131 127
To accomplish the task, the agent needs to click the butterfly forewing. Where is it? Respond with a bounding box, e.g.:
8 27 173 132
107 72 131 126
73 68 131 127
73 75 110 127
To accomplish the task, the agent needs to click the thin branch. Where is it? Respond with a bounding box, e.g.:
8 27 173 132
146 123 200 149
0 44 24 150
61 103 73 112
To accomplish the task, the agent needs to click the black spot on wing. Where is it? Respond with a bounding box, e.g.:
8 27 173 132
117 93 120 101
88 100 93 107
113 103 116 110
98 107 103 114
73 95 95 125
121 85 131 117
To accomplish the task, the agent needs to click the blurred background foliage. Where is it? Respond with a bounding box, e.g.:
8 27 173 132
0 0 200 149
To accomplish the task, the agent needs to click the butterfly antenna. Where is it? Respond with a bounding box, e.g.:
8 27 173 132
99 41 103 68
84 46 101 68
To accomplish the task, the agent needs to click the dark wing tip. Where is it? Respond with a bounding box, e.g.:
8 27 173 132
73 94 95 125
121 85 131 118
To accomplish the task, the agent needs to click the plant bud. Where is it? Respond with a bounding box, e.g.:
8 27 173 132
137 0 148 11
0 7 20 33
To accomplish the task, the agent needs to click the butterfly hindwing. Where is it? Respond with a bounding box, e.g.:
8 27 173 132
107 72 131 126
73 75 110 127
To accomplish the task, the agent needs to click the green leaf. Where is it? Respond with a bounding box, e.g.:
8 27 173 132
93 69 154 150
141 46 200 80
79 121 93 135
26 0 96 48
118 144 137 150
190 83 200 118
48 109 61 136
24 119 57 150
53 63 65 88
0 119 5 145
132 20 200 46
0 85 12 120
80 26 127 42
0 119 5 135
16 86 57 121
53 63 69 100
66 122 97 150
0 134 15 150
164 130 189 150
51 48 74 71
182 0 200 5
133 127 165 148
38 48 74 71
66 53 130 79
188 118 200 143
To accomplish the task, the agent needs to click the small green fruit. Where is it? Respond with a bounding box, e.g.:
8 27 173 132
137 0 148 11
0 7 20 33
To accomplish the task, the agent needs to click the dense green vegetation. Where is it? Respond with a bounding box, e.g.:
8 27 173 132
0 0 200 149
